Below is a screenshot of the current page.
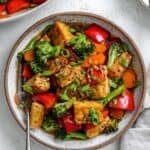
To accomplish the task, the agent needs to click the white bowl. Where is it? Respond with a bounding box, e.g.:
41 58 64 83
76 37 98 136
4 12 146 150
0 0 49 24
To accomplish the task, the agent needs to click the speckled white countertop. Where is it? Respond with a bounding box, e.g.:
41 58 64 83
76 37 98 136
0 0 150 150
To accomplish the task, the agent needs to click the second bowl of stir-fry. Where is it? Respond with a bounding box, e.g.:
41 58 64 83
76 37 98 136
4 12 146 149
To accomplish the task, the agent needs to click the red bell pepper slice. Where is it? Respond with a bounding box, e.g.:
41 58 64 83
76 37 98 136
92 69 105 80
63 114 81 133
109 89 135 111
22 64 32 79
84 123 96 132
32 0 47 4
102 109 109 118
6 0 30 14
0 4 5 13
87 67 105 85
85 24 109 43
32 93 57 109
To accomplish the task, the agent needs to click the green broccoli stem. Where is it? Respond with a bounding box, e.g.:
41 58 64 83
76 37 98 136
64 132 87 140
107 43 123 69
99 84 125 106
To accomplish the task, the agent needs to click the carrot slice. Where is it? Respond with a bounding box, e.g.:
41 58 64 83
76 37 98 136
123 69 137 88
24 50 35 62
110 109 125 119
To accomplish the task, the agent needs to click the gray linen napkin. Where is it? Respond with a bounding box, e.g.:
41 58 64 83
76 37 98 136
119 67 150 150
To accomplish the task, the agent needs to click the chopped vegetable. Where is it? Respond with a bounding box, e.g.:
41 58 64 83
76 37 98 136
104 119 119 133
69 27 76 33
52 101 73 118
30 61 42 73
40 70 53 76
110 109 125 119
109 89 135 111
79 85 93 99
123 69 137 88
119 57 129 68
23 83 33 94
32 93 57 109
69 33 94 59
35 41 56 65
60 48 70 58
65 132 87 140
85 52 106 66
120 42 129 51
63 114 81 133
89 108 99 125
100 84 125 106
107 43 124 68
94 42 107 53
87 68 105 85
85 24 109 43
24 50 35 62
84 123 96 131
60 89 70 102
102 109 109 118
42 116 58 132
109 78 123 90
22 64 32 78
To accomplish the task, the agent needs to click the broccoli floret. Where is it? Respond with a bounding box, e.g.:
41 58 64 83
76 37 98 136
42 116 58 132
104 119 120 134
52 101 73 118
30 61 42 73
107 43 125 68
29 41 61 73
88 108 99 125
69 33 94 59
109 78 123 91
35 41 56 65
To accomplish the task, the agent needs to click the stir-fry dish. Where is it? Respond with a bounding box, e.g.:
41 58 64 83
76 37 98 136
0 0 47 19
16 21 139 140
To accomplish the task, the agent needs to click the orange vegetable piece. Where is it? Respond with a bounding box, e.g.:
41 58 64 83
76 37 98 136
123 69 137 88
89 53 106 65
94 42 107 53
82 53 106 67
82 59 91 68
24 50 35 62
14 93 19 105
110 109 125 119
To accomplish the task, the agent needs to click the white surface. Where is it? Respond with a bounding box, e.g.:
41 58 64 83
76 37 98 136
0 0 150 150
